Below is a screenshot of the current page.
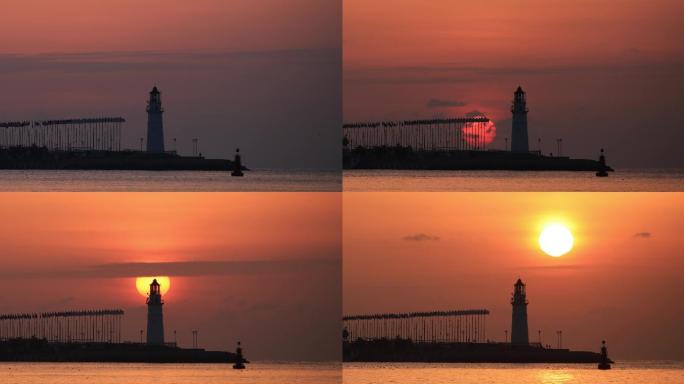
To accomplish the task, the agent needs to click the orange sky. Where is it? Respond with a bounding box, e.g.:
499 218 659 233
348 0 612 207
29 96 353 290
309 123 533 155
343 193 684 360
344 0 684 167
0 193 341 361
345 0 682 67
1 0 338 53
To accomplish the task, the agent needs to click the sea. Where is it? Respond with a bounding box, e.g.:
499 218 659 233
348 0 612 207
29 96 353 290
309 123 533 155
343 362 684 384
0 362 341 384
344 169 684 191
3 169 681 192
2 361 681 383
0 169 341 192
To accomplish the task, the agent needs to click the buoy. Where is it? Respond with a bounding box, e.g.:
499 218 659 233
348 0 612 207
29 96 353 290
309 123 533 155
596 149 608 177
231 148 244 177
233 341 246 369
598 340 611 370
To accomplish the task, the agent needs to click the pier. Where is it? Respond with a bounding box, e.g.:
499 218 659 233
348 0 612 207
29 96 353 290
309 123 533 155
343 280 607 363
344 117 491 152
343 309 489 343
0 88 245 171
0 296 240 363
0 309 124 343
0 118 124 151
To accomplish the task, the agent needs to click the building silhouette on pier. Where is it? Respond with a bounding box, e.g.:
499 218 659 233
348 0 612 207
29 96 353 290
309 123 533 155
342 86 533 154
343 279 607 363
343 279 537 347
0 278 243 363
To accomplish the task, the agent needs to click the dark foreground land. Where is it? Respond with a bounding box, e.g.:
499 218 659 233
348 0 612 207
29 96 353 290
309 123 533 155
0 338 244 363
344 147 612 172
344 339 608 363
0 147 245 171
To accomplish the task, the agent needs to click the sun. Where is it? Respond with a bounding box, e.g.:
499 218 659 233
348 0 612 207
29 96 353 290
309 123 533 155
135 276 171 297
462 120 497 147
539 223 574 257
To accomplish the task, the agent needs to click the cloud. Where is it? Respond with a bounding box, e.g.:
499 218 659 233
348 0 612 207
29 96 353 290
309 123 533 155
57 296 76 305
426 99 466 108
0 48 338 74
90 259 337 277
525 264 586 271
402 233 440 241
464 110 487 118
633 232 652 239
344 61 684 85
0 258 339 279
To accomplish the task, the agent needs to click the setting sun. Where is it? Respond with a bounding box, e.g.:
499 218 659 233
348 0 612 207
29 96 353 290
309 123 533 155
135 276 171 297
539 223 574 257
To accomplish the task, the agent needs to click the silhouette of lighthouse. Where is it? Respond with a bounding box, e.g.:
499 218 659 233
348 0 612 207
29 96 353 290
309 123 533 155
146 86 165 153
510 278 529 345
511 86 529 153
146 279 165 345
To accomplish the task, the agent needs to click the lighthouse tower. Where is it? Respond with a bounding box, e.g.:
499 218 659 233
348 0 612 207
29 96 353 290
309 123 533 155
510 278 529 345
146 279 165 345
511 86 529 153
146 86 165 153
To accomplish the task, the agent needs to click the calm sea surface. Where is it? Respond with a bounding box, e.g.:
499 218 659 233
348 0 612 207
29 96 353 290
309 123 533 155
0 169 340 191
344 169 684 191
0 362 341 384
3 362 681 383
344 362 684 384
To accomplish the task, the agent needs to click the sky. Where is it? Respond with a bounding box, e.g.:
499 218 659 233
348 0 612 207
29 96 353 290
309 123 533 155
0 0 341 169
343 193 684 360
344 0 684 168
0 193 341 361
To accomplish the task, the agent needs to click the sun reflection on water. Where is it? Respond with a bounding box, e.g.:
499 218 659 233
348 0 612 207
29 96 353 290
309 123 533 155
537 370 575 384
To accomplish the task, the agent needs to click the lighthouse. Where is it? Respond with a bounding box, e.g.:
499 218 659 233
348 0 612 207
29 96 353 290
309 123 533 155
146 86 165 153
146 279 165 345
511 86 529 153
510 278 529 345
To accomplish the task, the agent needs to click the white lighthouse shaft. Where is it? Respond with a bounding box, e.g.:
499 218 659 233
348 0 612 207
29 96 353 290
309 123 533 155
510 278 529 345
511 87 529 153
146 86 165 153
146 279 165 345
